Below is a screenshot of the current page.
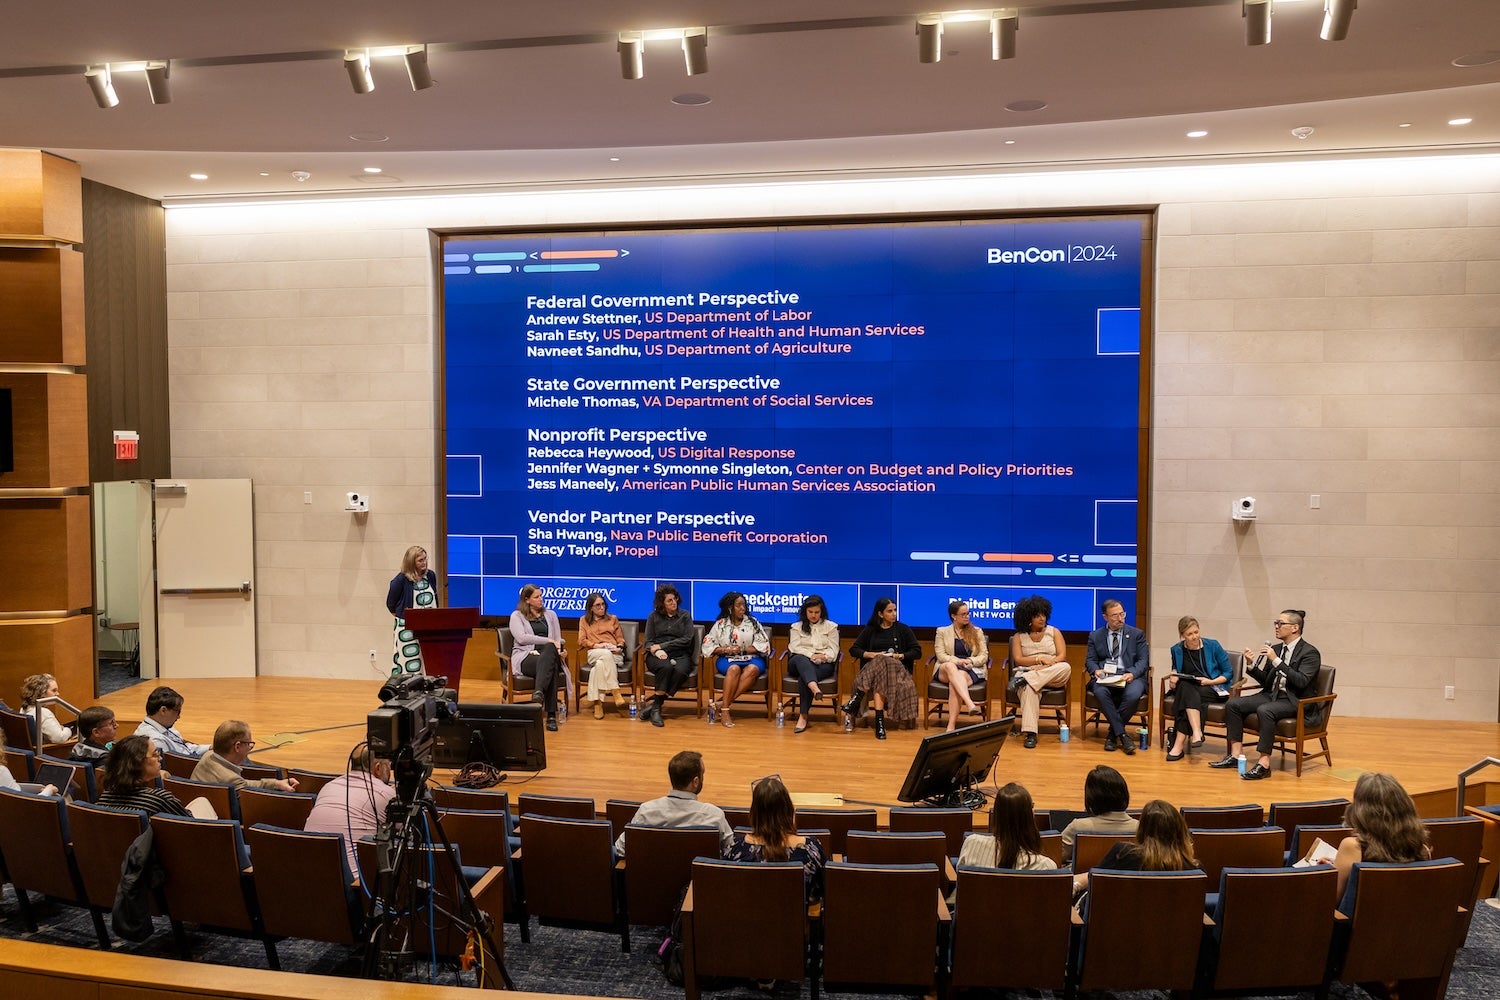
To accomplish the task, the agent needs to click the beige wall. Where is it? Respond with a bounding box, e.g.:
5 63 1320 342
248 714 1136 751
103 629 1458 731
164 154 1500 720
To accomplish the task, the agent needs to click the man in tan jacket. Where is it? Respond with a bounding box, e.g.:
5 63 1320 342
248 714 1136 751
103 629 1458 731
190 720 298 792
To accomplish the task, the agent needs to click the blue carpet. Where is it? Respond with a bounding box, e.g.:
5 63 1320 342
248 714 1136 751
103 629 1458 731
2 884 1496 997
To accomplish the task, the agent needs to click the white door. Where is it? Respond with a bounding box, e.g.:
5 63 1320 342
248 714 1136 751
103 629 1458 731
154 478 257 677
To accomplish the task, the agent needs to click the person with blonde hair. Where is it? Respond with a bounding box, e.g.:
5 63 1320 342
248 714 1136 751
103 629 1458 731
935 600 988 732
20 673 73 744
385 544 439 676
1164 615 1231 760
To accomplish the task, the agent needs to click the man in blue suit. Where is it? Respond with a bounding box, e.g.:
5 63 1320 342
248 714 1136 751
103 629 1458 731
1084 599 1149 755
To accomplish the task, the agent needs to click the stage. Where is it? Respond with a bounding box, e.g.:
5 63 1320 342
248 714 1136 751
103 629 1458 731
99 677 1500 819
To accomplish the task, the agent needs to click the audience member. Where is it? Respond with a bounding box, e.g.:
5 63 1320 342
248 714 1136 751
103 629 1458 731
133 686 209 757
1073 799 1198 895
304 746 396 871
934 600 988 733
1060 765 1137 863
957 782 1056 871
640 584 696 728
725 775 826 900
1008 595 1072 749
1211 609 1321 780
1084 600 1149 755
614 750 733 857
69 706 118 763
191 721 298 791
20 673 74 744
1323 771 1431 904
96 735 191 816
0 728 59 796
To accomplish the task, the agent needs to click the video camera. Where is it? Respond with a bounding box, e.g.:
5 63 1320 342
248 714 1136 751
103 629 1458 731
368 674 459 762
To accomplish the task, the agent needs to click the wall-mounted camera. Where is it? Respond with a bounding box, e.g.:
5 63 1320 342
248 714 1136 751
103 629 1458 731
1232 496 1256 521
345 491 369 513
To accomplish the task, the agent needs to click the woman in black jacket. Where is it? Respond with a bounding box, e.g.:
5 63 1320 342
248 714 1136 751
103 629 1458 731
841 597 921 739
640 584 695 727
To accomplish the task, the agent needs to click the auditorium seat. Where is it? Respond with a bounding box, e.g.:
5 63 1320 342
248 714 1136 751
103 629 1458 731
245 824 362 951
681 857 811 1000
950 867 1075 995
821 861 947 995
1075 869 1209 993
619 824 721 928
236 787 316 831
515 814 627 950
1335 858 1467 996
1207 865 1338 996
1181 801 1265 830
68 800 150 944
1267 797 1349 851
1190 826 1286 886
150 814 275 968
0 788 108 947
793 806 876 856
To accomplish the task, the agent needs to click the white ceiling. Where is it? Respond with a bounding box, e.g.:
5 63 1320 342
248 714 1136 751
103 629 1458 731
1 0 1496 202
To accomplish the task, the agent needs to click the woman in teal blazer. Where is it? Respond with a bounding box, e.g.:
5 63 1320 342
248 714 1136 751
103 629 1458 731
1165 615 1231 761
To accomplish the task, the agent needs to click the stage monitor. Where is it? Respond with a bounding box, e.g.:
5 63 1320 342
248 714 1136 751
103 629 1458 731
897 714 1015 807
433 701 547 771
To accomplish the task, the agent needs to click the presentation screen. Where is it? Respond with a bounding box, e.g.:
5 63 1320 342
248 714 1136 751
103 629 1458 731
441 215 1148 633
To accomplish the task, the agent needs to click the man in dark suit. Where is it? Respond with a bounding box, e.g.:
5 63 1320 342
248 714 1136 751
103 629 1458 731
1084 599 1150 755
1210 609 1321 780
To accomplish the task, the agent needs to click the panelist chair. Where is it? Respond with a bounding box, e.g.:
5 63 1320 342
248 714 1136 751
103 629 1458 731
500 625 576 711
703 629 776 721
775 644 846 726
922 655 991 730
1160 650 1243 747
1240 664 1338 775
1081 674 1153 748
635 623 705 718
1000 657 1072 736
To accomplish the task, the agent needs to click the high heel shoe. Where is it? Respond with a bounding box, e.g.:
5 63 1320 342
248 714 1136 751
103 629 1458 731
873 709 887 740
840 691 866 718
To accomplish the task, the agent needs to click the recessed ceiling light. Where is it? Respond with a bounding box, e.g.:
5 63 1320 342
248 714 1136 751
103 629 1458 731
258 171 271 176
189 173 208 180
349 131 389 142
1448 117 1473 126
1003 139 1016 145
1186 130 1208 138
609 157 621 162
1005 99 1046 113
363 166 382 174
671 93 712 106
1290 126 1314 140
1397 123 1413 128
1452 50 1500 68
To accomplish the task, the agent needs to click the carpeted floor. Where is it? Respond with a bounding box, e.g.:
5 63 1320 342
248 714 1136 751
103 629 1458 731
2 885 1497 998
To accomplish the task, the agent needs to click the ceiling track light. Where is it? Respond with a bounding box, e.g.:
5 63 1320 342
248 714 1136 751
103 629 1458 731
991 9 1019 60
1321 0 1355 41
618 31 645 80
682 27 708 76
403 44 434 90
344 49 374 94
144 59 172 104
84 65 119 108
917 15 943 64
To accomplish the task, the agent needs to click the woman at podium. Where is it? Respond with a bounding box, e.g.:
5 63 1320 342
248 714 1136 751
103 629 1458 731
386 545 438 676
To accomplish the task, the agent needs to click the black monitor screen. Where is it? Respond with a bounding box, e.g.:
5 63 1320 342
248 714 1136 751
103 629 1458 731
433 701 547 771
896 715 1014 806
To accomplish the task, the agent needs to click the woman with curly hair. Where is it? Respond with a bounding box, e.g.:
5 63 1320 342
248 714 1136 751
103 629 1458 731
1328 772 1431 904
20 672 74 745
703 591 770 728
1007 595 1071 749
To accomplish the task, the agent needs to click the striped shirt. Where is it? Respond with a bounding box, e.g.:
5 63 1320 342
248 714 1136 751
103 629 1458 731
97 785 190 817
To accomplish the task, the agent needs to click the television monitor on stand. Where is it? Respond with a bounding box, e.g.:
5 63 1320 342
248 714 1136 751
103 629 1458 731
896 715 1016 810
433 702 547 772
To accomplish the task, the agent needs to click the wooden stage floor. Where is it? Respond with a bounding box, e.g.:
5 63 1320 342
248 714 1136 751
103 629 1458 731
100 677 1500 818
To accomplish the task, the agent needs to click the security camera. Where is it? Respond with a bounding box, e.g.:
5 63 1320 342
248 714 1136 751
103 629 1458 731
345 491 369 513
1232 496 1256 521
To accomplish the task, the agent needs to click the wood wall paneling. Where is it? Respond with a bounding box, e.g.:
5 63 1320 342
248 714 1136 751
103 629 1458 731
0 372 90 488
0 247 85 364
82 180 169 482
0 614 94 703
0 149 83 243
0 495 91 612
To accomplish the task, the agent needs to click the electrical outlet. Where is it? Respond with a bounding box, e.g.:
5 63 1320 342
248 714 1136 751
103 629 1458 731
303 491 313 505
1444 685 1455 700
1309 494 1320 509
369 649 378 661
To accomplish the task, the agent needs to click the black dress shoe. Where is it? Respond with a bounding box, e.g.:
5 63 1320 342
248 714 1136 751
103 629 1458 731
649 704 665 727
1190 735 1207 748
1208 754 1239 769
545 717 558 732
1104 734 1117 752
1121 740 1136 756
1242 763 1271 780
1023 732 1038 749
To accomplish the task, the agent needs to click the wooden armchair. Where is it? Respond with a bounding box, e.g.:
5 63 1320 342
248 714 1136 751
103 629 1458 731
681 858 811 1000
821 861 948 995
1075 870 1210 993
500 625 575 710
1000 657 1072 735
1081 674 1153 748
775 645 846 726
704 627 776 721
922 655 991 729
572 619 638 714
1208 865 1338 995
635 623 705 718
1159 649 1243 747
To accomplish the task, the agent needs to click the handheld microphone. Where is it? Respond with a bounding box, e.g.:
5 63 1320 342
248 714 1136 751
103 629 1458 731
1250 641 1273 672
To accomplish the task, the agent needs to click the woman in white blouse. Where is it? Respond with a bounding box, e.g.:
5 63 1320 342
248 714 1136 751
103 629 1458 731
21 673 73 745
786 595 840 734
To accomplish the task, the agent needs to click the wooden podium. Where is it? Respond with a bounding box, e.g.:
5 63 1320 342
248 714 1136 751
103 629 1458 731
404 607 479 698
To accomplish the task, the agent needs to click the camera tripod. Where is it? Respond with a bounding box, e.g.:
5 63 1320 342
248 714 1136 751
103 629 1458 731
360 752 512 989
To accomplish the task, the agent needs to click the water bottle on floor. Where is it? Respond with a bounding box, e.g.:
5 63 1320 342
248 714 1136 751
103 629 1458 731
707 702 717 725
776 707 785 728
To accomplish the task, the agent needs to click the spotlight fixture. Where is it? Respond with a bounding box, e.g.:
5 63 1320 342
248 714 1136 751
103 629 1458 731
991 9 1018 60
344 49 374 94
403 44 434 90
144 59 172 104
618 31 645 79
84 65 119 108
1290 125 1314 140
1320 0 1355 41
682 27 708 75
917 15 943 64
1244 0 1273 46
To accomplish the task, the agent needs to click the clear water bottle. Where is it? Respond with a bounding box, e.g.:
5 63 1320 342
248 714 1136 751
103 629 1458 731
776 707 785 728
843 710 854 733
559 698 567 723
707 702 717 725
628 695 638 719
